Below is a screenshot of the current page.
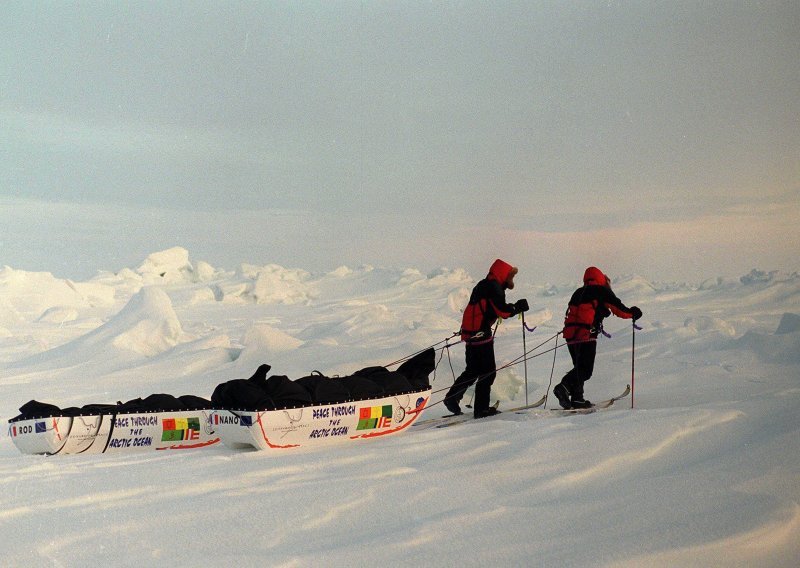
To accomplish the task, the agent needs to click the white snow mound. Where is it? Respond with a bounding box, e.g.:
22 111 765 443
20 286 192 364
0 266 114 322
611 274 658 296
250 265 315 304
215 264 315 304
242 324 304 353
109 287 193 356
447 287 471 314
682 316 736 337
36 306 79 324
737 312 800 364
136 246 219 285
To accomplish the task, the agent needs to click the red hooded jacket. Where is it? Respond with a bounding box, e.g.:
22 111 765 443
460 259 519 342
562 266 635 343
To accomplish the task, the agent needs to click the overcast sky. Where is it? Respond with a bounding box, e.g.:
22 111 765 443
1 1 798 282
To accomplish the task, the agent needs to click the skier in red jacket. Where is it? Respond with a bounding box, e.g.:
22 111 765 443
445 259 529 418
554 266 642 409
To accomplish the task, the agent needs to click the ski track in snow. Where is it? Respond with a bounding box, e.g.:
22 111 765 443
0 248 798 566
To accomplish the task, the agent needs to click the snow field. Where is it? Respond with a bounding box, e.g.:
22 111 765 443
1 248 798 566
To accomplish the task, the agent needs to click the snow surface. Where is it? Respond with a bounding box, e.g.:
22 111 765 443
1 248 798 567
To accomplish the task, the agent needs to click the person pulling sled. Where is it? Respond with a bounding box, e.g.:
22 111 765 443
554 266 641 409
444 259 529 419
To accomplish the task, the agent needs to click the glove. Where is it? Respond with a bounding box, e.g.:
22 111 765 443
630 306 642 321
514 298 530 313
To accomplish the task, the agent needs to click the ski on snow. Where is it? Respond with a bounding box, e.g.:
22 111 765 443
412 400 499 430
413 395 547 431
414 385 631 431
505 393 549 414
433 394 549 429
550 384 632 414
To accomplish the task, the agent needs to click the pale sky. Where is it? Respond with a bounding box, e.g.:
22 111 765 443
1 1 798 282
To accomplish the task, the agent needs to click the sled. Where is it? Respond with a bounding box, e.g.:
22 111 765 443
9 348 435 455
8 409 220 455
212 388 431 451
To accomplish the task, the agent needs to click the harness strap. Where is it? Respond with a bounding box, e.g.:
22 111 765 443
464 336 494 346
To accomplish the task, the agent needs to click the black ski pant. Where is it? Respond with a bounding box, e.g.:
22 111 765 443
559 340 597 400
446 340 496 413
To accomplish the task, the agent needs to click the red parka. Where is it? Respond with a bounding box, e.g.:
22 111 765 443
562 267 635 343
460 259 519 342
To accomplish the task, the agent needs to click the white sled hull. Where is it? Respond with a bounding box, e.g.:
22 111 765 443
9 410 220 455
9 391 432 455
213 389 432 451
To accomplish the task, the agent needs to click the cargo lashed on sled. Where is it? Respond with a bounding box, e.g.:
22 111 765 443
8 348 436 455
209 348 435 451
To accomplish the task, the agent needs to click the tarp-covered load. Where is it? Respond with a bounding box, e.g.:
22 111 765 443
211 348 436 451
211 348 434 410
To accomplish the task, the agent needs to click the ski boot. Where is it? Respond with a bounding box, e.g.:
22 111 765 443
474 407 501 419
553 384 572 409
444 399 463 416
570 397 594 409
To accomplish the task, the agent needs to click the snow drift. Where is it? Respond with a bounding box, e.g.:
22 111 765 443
12 286 192 369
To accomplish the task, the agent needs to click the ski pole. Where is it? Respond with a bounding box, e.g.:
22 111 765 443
545 332 559 410
521 312 529 406
631 320 641 409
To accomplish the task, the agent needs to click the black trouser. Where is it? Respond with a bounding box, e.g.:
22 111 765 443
446 340 496 413
559 340 597 399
